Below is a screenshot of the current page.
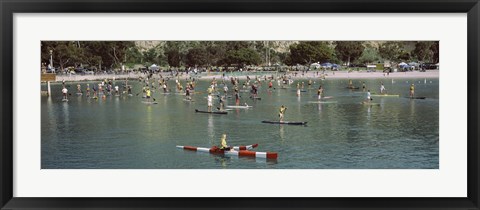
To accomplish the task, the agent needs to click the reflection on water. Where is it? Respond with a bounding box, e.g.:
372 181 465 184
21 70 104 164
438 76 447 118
42 78 439 169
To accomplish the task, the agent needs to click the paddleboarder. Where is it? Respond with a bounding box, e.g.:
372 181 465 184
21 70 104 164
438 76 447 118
207 93 213 112
317 86 324 100
380 82 386 94
409 84 415 98
279 105 287 122
62 86 68 100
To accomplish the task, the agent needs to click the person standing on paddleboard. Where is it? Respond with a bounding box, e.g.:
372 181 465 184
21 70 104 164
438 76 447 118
86 84 90 97
380 82 386 94
146 88 152 102
77 84 81 94
62 86 68 100
409 84 415 98
207 93 213 112
317 86 324 100
362 82 366 92
279 105 287 122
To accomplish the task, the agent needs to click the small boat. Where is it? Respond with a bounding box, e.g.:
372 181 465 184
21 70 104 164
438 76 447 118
371 94 399 97
261 120 307 125
195 109 228 114
406 97 426 99
225 105 252 109
176 144 277 159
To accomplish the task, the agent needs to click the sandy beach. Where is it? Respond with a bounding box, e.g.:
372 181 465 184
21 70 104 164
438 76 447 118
53 70 439 83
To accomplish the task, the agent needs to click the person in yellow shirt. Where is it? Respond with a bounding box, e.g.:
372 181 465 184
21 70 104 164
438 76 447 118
220 134 229 150
146 88 151 102
409 84 415 98
279 105 287 122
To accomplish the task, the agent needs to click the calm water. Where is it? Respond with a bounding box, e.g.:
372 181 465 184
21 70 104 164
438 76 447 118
41 77 439 169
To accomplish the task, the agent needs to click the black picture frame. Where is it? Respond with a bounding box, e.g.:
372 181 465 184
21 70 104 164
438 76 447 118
1 0 479 209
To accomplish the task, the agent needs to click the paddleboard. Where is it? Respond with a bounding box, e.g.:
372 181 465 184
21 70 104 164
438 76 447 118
225 105 253 109
195 109 228 114
371 94 399 97
128 94 133 96
142 101 158 104
250 97 261 100
183 99 195 102
308 101 338 104
346 87 360 89
261 120 307 125
406 97 426 99
76 93 83 96
62 99 68 102
360 102 380 106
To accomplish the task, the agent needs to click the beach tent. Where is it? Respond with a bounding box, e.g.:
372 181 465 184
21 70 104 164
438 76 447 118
150 64 160 71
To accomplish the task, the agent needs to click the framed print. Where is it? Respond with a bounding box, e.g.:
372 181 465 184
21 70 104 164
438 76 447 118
1 0 479 209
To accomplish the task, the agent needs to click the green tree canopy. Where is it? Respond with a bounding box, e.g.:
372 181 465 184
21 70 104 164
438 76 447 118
334 41 364 65
289 41 335 65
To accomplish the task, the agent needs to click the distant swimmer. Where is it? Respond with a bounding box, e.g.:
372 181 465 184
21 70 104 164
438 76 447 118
62 86 68 100
279 105 287 122
409 84 415 98
380 82 386 94
317 86 324 100
207 93 213 112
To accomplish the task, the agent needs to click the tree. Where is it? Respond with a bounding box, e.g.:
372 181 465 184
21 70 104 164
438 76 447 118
166 49 181 67
413 41 438 63
186 47 208 67
288 41 335 66
379 42 403 62
357 47 381 64
225 48 262 68
334 41 364 65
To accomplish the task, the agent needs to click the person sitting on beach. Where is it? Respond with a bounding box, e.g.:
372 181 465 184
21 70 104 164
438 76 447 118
279 105 287 122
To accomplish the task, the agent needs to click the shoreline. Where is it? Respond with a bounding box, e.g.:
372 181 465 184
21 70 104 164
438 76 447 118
50 70 439 83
